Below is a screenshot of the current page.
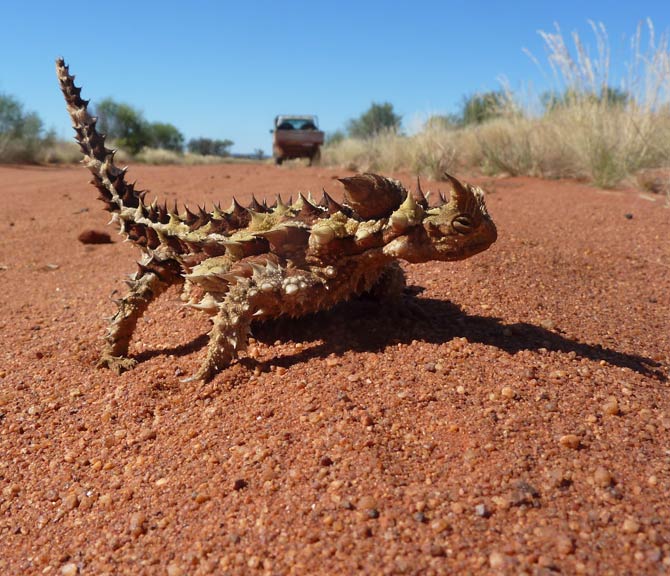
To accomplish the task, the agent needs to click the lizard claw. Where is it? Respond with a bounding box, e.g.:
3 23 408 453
97 355 137 374
180 364 215 384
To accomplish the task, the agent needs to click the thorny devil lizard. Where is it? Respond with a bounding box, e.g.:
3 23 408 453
56 58 497 382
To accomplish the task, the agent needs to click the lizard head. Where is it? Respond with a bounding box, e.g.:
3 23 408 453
382 173 497 263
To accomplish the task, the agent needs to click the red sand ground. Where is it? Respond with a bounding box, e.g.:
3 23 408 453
1 163 669 575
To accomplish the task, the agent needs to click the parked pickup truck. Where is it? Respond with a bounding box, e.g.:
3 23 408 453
271 115 324 165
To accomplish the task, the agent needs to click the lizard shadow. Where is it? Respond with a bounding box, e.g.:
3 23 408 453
250 293 664 380
135 291 663 381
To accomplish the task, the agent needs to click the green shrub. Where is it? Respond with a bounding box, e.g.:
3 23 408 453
187 137 234 156
149 122 185 152
0 92 45 162
95 98 152 155
460 91 509 126
347 102 402 139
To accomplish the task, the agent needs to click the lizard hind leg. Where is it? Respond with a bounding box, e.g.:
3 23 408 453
99 257 181 374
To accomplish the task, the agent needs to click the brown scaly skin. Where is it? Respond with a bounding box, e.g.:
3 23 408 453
56 58 498 382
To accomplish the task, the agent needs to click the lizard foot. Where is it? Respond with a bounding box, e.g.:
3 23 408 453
97 355 138 374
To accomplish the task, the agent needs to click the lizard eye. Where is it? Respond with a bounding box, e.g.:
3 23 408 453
452 215 473 234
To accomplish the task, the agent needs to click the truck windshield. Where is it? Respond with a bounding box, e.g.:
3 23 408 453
276 118 318 130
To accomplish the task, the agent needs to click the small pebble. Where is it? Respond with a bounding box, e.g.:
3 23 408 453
603 397 619 416
3 484 20 498
559 434 581 449
78 229 113 244
194 491 210 504
358 495 377 510
166 562 183 576
491 495 511 510
138 428 157 442
63 493 79 511
428 544 446 557
489 551 506 569
556 534 575 555
647 548 663 563
233 479 248 491
501 386 514 399
413 512 428 523
475 503 491 518
622 517 640 534
129 512 147 537
60 563 78 576
593 466 613 487
430 518 449 533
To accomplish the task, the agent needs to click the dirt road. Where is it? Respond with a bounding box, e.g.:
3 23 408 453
1 163 668 574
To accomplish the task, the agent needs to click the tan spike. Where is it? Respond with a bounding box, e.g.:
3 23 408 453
444 172 475 212
248 194 264 212
228 197 245 216
246 209 266 230
322 190 344 215
414 176 429 209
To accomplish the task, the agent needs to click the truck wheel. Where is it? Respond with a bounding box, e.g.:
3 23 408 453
309 148 321 166
275 157 283 166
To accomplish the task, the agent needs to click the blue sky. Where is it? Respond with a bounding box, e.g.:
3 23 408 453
2 0 667 154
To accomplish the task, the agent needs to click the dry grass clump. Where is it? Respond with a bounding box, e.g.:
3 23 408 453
1 139 82 165
40 140 83 164
322 129 412 173
526 20 670 187
541 102 670 187
323 127 458 178
112 147 253 166
409 125 459 179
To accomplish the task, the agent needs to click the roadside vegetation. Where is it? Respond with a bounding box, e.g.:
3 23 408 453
0 94 238 165
2 22 668 189
0 92 51 163
324 21 670 189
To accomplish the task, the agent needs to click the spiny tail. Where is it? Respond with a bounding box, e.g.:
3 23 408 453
56 60 154 220
56 58 260 255
55 58 184 252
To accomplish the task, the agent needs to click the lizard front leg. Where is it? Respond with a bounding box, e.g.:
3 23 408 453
185 257 321 382
99 257 180 374
367 261 406 304
186 283 255 383
366 261 427 322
